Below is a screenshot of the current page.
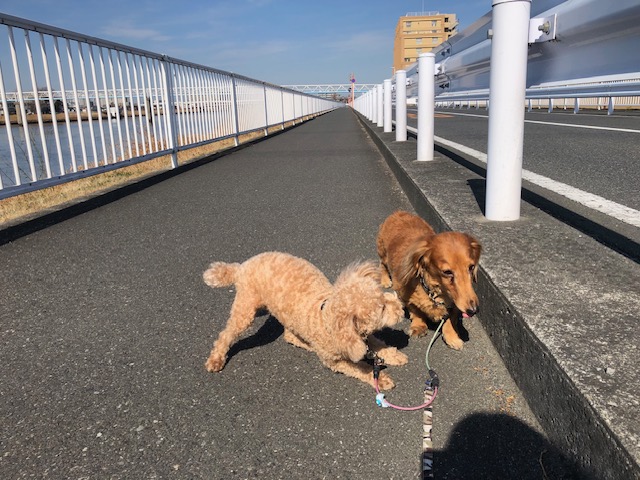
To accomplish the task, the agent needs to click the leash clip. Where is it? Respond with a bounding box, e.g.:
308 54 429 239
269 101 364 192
369 349 385 380
424 369 440 391
366 349 384 363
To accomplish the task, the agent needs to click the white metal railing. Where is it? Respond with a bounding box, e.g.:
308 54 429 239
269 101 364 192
0 13 341 200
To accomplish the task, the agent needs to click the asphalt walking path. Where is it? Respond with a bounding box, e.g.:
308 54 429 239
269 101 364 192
1 108 590 479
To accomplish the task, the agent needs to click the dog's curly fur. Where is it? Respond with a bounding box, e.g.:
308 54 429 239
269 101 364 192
376 211 482 350
203 252 407 389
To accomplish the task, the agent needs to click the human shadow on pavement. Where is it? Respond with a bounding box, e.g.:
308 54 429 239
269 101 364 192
430 412 594 480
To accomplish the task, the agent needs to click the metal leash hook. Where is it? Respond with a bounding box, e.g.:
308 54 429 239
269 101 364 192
371 355 391 407
425 369 440 391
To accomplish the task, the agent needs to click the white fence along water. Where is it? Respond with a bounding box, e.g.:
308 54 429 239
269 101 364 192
0 13 341 200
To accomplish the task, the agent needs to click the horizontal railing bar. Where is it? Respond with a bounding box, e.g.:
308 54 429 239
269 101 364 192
433 82 640 103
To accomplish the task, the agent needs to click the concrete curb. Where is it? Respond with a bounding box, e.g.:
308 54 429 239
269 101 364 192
354 109 640 480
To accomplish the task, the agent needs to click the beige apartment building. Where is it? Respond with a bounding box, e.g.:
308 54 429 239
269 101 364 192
393 12 458 73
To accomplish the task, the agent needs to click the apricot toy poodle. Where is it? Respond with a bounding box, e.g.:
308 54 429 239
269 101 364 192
203 251 407 389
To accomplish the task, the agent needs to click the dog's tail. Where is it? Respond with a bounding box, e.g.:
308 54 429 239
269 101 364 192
203 262 241 288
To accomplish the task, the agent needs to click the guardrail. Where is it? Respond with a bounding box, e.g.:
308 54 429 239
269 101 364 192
0 13 341 200
354 0 640 220
412 0 640 112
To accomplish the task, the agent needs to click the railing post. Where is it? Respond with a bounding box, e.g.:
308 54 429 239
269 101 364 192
160 56 179 168
383 78 392 133
376 83 383 128
365 91 370 120
395 69 407 142
417 53 435 161
292 93 296 125
371 86 378 124
262 83 269 136
369 89 374 121
485 0 531 221
280 88 285 129
230 74 240 146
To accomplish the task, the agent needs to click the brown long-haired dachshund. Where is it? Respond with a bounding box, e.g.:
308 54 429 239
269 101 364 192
376 211 482 350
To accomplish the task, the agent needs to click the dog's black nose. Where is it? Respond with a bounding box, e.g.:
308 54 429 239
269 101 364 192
466 305 479 317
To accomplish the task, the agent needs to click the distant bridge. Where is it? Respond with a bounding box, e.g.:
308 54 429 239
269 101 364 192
283 84 377 98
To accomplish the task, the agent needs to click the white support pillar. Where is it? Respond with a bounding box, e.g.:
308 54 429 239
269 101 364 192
371 86 378 124
376 83 383 127
383 78 392 133
395 69 407 142
485 0 531 221
417 53 435 161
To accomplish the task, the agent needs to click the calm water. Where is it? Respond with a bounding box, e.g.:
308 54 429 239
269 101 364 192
0 114 163 187
1 105 278 189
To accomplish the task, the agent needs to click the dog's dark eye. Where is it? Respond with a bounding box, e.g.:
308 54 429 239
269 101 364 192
442 269 454 278
469 265 475 273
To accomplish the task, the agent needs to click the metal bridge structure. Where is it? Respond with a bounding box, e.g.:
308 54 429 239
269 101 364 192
282 84 377 98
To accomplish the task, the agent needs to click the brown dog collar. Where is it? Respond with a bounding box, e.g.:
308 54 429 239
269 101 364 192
419 276 445 307
420 276 451 321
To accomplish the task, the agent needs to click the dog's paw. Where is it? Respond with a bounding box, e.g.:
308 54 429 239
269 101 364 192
377 348 408 366
204 354 226 372
376 371 396 390
443 334 464 351
347 343 368 364
408 324 428 337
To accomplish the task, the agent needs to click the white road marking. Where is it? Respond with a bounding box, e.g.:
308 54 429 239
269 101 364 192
434 110 640 133
527 120 640 133
429 131 640 228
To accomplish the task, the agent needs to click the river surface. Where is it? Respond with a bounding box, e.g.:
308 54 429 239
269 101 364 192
0 113 167 187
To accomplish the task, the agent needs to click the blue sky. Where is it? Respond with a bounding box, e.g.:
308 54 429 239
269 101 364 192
1 0 490 86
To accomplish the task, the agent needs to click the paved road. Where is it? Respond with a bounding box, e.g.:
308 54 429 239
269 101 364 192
423 108 640 211
402 106 640 262
1 108 581 479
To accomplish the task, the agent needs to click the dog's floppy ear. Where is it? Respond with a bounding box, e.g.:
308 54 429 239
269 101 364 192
399 238 431 285
323 301 367 363
325 263 380 363
465 235 482 282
